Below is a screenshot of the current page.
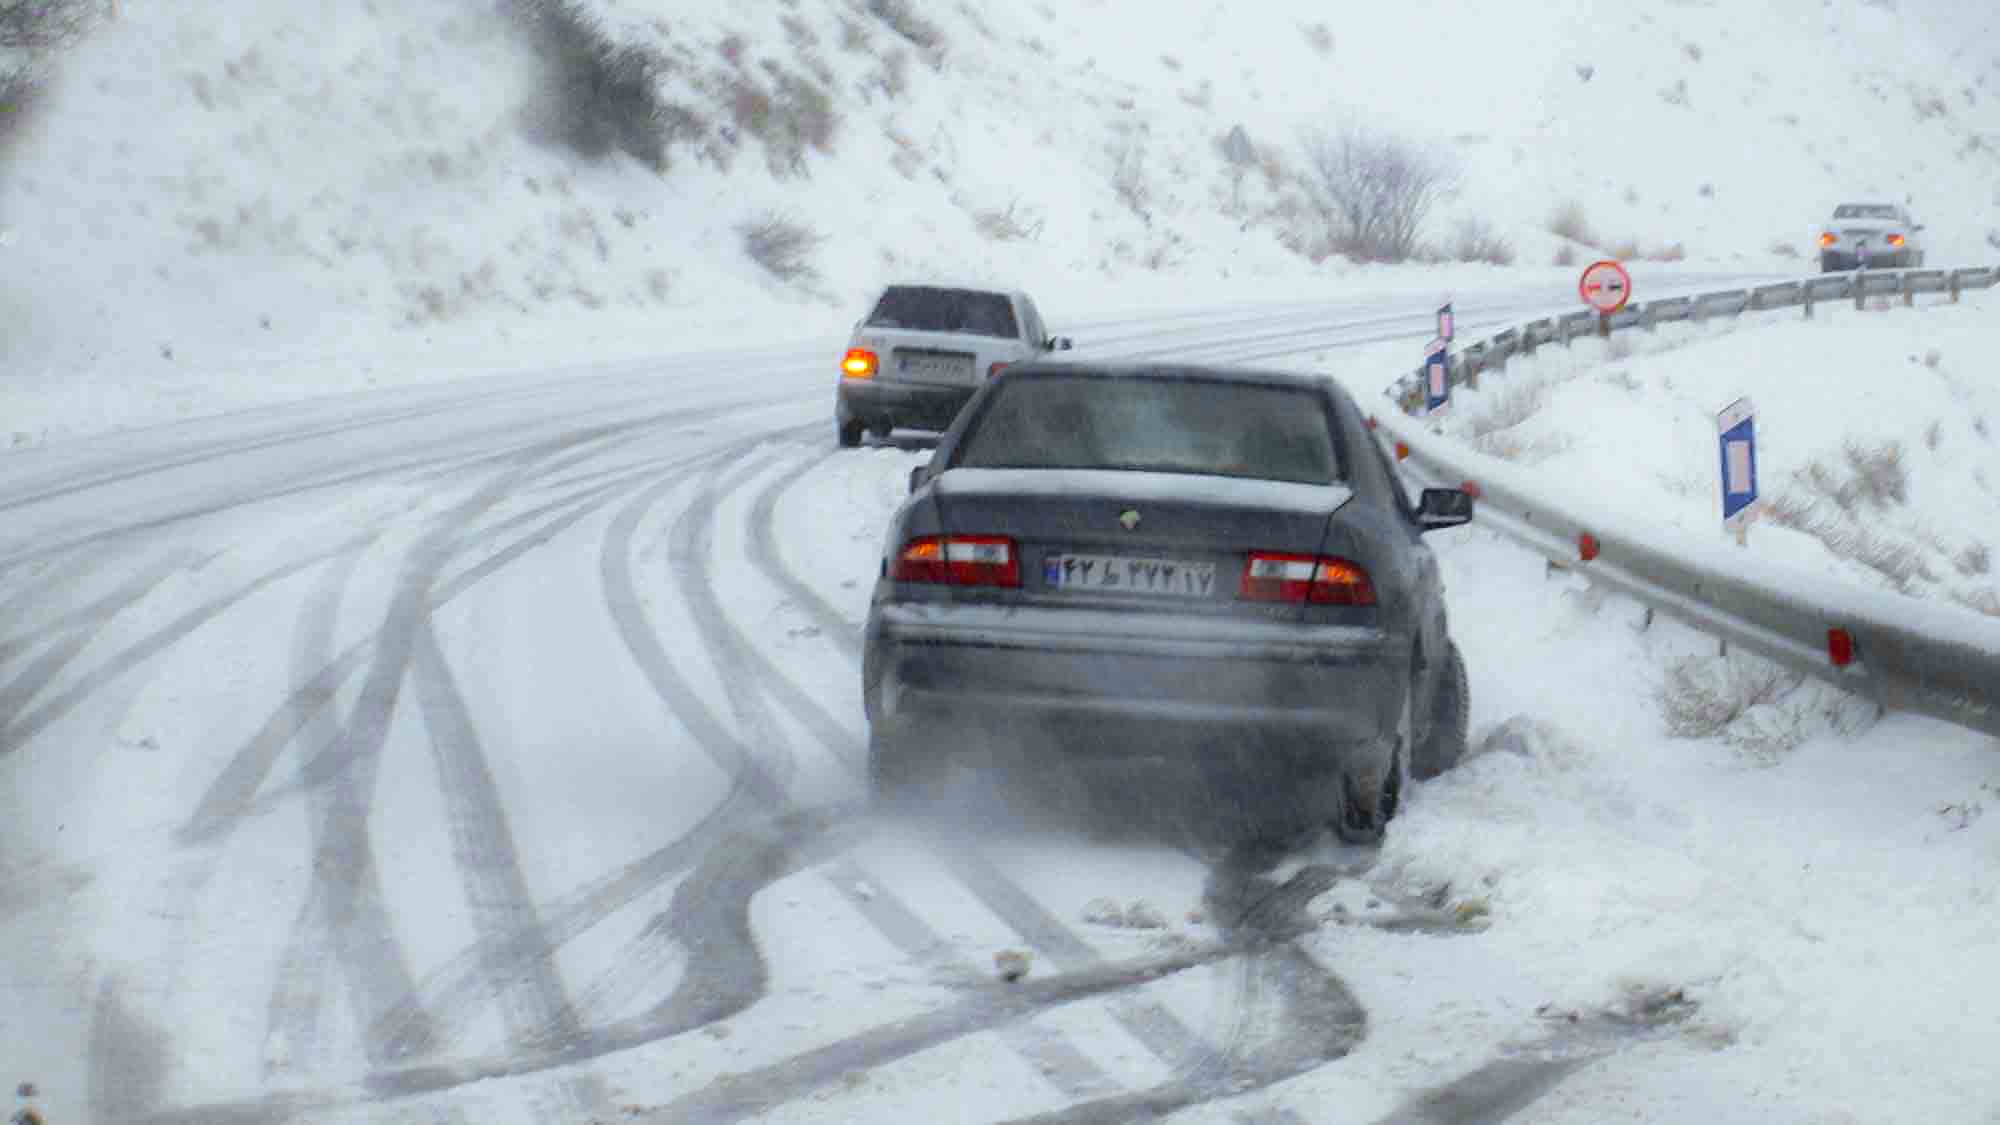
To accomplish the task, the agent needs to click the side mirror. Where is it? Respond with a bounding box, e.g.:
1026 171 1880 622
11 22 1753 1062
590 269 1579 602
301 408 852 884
1049 335 1073 352
1416 488 1474 531
908 463 930 494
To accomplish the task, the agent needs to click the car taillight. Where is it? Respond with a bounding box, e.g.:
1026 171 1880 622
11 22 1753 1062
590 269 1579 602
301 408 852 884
987 362 1009 378
1819 232 1838 247
891 535 1021 587
842 348 878 378
1238 553 1376 605
1886 233 1905 247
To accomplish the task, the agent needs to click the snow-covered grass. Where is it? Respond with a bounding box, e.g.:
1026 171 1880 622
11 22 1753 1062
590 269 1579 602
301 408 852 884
4 0 1998 447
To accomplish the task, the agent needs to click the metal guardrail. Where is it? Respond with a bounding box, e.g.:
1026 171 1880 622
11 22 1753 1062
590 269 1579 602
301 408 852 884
1378 265 2000 741
1391 265 2000 411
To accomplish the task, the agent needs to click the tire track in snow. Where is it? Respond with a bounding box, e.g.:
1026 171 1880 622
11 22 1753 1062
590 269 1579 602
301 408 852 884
0 550 195 721
0 532 377 759
264 434 614 1073
407 623 610 1122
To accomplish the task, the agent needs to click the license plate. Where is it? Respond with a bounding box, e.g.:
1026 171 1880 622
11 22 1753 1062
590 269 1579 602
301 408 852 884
1043 553 1218 597
898 352 973 382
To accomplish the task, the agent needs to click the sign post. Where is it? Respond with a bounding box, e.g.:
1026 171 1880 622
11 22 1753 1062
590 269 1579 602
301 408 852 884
1423 336 1451 415
1437 301 1455 344
1578 259 1633 337
1717 397 1759 546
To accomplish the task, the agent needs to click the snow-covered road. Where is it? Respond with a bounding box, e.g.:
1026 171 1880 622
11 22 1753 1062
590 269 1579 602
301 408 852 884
9 274 1997 1125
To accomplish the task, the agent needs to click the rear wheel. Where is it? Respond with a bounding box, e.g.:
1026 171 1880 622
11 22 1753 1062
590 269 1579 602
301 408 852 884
867 723 919 803
1411 642 1469 781
838 418 864 448
870 422 894 442
1331 690 1411 846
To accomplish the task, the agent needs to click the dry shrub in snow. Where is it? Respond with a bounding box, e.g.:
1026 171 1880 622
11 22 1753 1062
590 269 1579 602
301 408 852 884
1657 654 1798 739
1110 134 1150 217
1300 22 1334 55
972 199 1042 242
512 0 680 172
738 213 824 283
1552 243 1579 267
1298 122 1453 263
865 0 944 52
1954 542 1991 577
1547 199 1597 247
1448 217 1515 265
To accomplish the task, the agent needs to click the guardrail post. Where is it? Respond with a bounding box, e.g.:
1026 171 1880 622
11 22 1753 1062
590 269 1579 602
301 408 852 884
1902 272 1914 308
1803 285 1813 319
1597 313 1610 339
1854 272 1866 311
1950 271 1961 304
1558 317 1571 348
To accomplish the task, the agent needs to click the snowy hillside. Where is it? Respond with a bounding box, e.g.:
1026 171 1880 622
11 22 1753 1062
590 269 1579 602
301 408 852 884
3 0 1998 444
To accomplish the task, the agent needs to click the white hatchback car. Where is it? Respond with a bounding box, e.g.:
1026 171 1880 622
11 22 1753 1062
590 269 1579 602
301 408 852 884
835 283 1072 447
1818 202 1926 271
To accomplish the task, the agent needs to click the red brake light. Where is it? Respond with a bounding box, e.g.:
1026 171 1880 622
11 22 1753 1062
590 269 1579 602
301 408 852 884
987 362 1009 378
842 348 878 378
1886 233 1905 248
1239 553 1376 605
1828 627 1855 667
1819 232 1838 247
891 535 1020 587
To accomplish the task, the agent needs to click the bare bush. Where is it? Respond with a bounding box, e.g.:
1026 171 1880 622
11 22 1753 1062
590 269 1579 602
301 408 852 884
1656 653 1801 740
1298 123 1453 263
1552 243 1578 267
1608 238 1642 261
874 47 910 99
972 199 1043 242
1957 542 1993 577
866 0 944 51
726 68 838 176
1110 134 1150 217
0 0 105 51
512 0 681 172
1447 216 1515 265
1465 379 1551 441
1300 22 1334 55
1547 199 1597 247
1764 493 1936 592
738 213 824 283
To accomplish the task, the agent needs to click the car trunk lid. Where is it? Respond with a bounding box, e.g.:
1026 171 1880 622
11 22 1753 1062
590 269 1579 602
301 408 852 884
930 467 1353 616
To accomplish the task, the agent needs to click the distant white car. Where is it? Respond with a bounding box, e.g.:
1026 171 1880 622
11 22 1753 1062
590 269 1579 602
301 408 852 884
1818 203 1926 271
835 283 1071 448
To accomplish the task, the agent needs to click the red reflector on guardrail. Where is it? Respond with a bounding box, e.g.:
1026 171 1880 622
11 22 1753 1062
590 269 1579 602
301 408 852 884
1578 533 1601 562
1365 416 1379 431
1394 441 1410 461
1462 480 1483 500
1828 627 1855 667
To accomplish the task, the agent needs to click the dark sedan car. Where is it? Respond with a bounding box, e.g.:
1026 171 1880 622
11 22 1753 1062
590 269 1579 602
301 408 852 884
861 362 1474 845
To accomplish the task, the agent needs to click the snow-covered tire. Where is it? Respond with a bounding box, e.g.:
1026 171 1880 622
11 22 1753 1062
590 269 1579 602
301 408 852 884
838 418 865 448
1411 642 1469 781
1331 690 1411 846
867 724 928 804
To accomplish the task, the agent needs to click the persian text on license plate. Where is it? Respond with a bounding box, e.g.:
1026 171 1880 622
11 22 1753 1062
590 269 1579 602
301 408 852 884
899 353 972 381
1043 554 1217 597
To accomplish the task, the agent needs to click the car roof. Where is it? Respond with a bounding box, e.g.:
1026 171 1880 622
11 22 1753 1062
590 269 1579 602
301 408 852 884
877 280 1030 302
994 360 1342 396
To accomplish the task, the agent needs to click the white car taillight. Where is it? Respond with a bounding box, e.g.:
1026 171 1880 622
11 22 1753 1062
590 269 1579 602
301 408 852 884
1238 552 1376 605
891 535 1021 587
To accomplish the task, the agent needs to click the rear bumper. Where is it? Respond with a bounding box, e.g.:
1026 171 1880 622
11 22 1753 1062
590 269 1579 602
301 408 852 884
837 379 976 432
865 602 1401 770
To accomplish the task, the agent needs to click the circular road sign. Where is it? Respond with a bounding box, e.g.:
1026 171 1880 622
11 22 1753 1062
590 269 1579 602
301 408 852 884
1578 259 1633 314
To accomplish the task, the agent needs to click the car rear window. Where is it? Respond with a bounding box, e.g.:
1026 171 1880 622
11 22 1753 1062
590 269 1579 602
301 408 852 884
1833 204 1898 220
866 287 1019 338
952 374 1342 485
